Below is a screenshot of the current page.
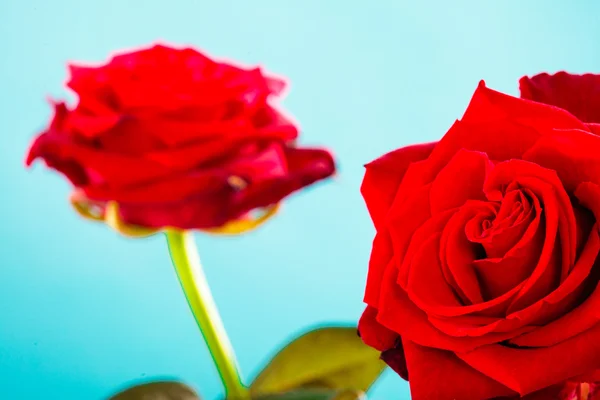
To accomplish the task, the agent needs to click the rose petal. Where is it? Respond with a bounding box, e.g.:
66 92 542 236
397 209 454 287
115 187 237 229
473 189 535 258
405 233 463 310
230 146 336 214
416 82 587 186
519 72 600 123
458 322 600 396
387 184 434 279
518 383 581 400
358 306 399 352
77 144 334 229
509 280 600 348
429 148 492 214
361 142 436 229
427 310 534 338
377 263 533 352
508 227 600 346
26 129 168 188
587 123 600 136
473 215 543 301
472 189 543 301
403 339 516 400
440 201 491 305
110 146 334 229
364 231 394 306
504 225 600 330
380 344 408 380
483 160 577 311
462 81 586 131
523 128 600 193
576 182 600 227
93 105 297 150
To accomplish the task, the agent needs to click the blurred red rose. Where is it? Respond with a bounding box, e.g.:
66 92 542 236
26 44 335 230
358 77 600 399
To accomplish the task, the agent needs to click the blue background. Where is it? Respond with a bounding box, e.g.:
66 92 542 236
2 1 600 399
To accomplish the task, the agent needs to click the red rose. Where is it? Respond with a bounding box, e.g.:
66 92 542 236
358 76 600 399
26 44 335 231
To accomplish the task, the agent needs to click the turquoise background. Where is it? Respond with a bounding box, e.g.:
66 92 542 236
2 1 600 399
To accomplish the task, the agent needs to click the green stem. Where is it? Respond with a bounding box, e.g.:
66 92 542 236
165 230 250 399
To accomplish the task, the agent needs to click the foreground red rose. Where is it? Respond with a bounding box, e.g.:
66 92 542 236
26 44 335 232
358 77 600 399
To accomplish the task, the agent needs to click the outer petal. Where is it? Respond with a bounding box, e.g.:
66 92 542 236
587 123 600 136
364 230 394 306
358 306 399 352
376 262 534 353
462 81 586 130
360 142 436 229
520 72 600 123
115 188 236 229
27 128 192 188
115 146 335 230
71 44 286 112
458 322 600 396
409 82 589 190
402 339 516 400
230 146 336 214
380 345 408 380
518 383 583 400
92 105 298 149
509 243 600 347
523 128 600 193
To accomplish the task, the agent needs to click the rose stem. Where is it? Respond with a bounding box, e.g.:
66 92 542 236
165 230 249 399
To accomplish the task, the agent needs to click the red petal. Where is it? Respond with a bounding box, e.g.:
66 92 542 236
523 128 600 193
472 190 543 301
463 81 586 131
113 145 335 229
364 231 394 306
405 233 464 310
230 146 336 214
520 72 600 123
358 306 398 352
376 263 532 352
440 202 488 305
458 322 600 396
403 339 515 400
587 123 600 136
418 82 587 184
429 148 492 214
381 344 408 380
361 142 436 229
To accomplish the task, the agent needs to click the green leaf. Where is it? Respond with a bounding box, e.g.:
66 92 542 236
107 380 200 399
255 389 365 400
250 326 385 396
